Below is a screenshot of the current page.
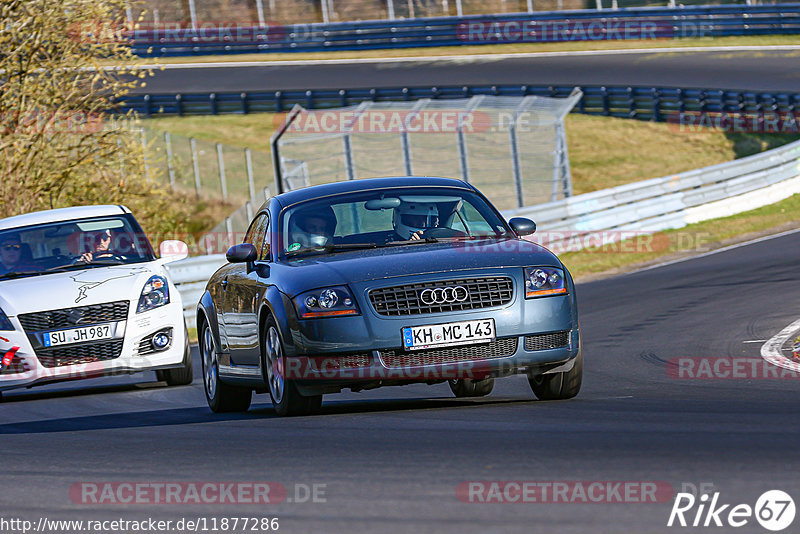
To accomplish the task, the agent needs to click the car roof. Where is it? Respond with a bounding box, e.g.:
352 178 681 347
273 176 473 209
0 205 131 232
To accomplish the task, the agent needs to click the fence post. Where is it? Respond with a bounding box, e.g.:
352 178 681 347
245 200 254 222
225 217 234 248
527 0 533 12
401 99 429 176
387 0 395 19
508 97 535 208
343 135 355 180
595 0 602 9
457 95 484 183
188 0 198 29
190 138 202 197
140 129 150 181
165 132 176 190
321 0 330 23
216 143 228 200
256 0 266 26
455 0 463 16
245 148 256 203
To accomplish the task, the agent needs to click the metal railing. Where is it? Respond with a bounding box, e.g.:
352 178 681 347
126 85 800 122
128 4 800 56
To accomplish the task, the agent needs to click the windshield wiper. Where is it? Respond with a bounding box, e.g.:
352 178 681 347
0 270 44 280
383 237 440 246
285 243 380 258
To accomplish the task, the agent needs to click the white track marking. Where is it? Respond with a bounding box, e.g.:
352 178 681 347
743 340 767 344
761 318 800 372
110 45 800 71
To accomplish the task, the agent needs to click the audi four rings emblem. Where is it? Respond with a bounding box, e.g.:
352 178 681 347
419 286 469 305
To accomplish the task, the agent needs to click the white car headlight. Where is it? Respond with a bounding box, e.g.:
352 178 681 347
137 275 170 313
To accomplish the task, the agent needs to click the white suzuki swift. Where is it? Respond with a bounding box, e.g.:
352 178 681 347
0 205 191 398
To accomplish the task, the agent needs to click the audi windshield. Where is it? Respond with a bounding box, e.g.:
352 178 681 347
280 187 511 258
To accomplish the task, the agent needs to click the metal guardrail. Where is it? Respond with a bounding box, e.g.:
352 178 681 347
125 85 800 122
167 138 800 321
502 138 800 247
129 4 800 56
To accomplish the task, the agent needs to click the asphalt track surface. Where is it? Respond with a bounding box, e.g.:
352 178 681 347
3 229 800 533
133 48 800 95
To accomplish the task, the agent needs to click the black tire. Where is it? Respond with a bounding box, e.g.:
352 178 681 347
448 378 494 397
262 316 321 417
162 327 194 386
199 320 252 413
528 349 583 401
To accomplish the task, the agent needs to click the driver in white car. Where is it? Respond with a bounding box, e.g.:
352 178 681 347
78 228 115 263
392 202 440 241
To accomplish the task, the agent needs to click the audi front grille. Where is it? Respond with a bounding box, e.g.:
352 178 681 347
369 277 513 316
379 337 518 368
524 331 570 351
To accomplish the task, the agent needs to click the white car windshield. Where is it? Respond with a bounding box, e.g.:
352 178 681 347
0 214 156 280
281 187 510 257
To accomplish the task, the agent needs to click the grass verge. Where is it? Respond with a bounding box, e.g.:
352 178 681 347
126 35 800 65
562 193 800 281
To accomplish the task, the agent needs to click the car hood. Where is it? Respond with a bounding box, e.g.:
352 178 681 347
277 237 561 296
0 263 159 316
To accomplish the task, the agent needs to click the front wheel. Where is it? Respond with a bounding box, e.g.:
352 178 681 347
262 317 321 417
448 378 494 397
528 350 583 401
200 320 252 412
159 326 194 386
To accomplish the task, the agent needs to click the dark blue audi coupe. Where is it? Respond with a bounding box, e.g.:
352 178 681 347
197 177 581 416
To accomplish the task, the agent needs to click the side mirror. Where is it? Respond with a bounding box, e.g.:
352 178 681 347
509 217 536 236
158 240 189 263
226 243 257 263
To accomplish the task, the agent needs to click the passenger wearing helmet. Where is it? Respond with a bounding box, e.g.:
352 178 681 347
392 202 439 241
288 206 337 250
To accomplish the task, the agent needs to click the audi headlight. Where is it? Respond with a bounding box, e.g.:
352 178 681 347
293 286 359 319
0 307 14 331
137 275 170 313
524 267 567 298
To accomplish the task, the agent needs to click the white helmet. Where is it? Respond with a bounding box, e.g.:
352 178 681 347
393 202 439 240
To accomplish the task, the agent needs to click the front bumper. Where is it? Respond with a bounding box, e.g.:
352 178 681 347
281 268 579 391
0 303 187 393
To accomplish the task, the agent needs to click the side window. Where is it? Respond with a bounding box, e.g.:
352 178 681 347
259 214 271 261
243 214 269 258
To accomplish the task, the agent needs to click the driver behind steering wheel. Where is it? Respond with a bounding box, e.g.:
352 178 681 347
78 229 115 263
392 202 440 241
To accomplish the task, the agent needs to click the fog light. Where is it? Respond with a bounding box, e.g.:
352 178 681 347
151 331 171 351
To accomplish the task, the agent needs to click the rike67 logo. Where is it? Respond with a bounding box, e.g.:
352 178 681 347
668 490 796 531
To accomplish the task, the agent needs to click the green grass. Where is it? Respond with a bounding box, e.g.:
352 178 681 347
561 193 800 279
126 35 799 65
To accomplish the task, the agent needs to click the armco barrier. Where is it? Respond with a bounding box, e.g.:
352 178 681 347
124 85 800 123
128 4 800 56
167 139 800 321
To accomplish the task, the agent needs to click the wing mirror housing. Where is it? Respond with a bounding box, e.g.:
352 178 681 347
509 217 537 236
226 243 257 263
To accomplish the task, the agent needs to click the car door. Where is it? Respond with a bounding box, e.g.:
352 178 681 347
224 213 269 367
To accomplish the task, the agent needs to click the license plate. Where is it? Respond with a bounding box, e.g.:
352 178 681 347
403 318 495 351
43 324 114 347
